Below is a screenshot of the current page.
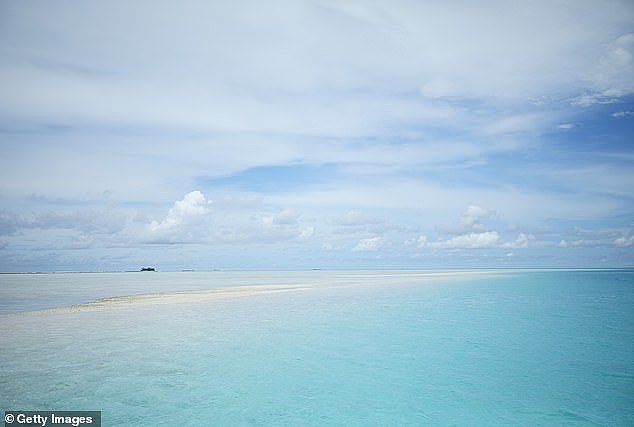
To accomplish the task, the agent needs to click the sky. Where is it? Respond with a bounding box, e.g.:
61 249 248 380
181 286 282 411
0 0 633 271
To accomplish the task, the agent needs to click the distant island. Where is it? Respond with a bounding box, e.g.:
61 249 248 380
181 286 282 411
140 267 156 272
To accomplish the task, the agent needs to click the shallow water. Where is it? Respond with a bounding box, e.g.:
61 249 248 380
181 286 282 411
1 270 633 425
0 270 473 314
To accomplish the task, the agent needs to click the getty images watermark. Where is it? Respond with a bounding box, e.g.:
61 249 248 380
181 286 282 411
4 411 100 427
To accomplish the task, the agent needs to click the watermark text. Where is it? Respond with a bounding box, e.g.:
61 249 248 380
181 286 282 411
4 411 100 427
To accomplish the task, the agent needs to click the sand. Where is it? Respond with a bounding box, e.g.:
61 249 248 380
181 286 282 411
18 284 310 315
12 269 508 316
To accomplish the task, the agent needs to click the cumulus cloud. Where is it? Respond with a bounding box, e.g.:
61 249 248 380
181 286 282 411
353 236 383 252
145 192 318 244
148 190 211 236
418 229 536 250
428 231 501 249
502 233 535 249
256 208 316 242
555 227 634 248
420 207 536 250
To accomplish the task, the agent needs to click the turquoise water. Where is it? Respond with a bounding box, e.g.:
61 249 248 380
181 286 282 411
1 270 633 425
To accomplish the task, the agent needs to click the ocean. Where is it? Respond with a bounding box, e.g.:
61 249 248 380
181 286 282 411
1 270 632 425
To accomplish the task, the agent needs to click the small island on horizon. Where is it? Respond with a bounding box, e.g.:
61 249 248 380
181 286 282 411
140 267 156 272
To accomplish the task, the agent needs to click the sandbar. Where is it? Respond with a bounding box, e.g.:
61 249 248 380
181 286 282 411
11 269 509 316
18 284 309 315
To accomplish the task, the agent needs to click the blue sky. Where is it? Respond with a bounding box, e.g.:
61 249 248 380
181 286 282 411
0 0 633 271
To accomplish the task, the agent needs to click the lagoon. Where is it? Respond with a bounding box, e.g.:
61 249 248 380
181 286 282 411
1 270 633 425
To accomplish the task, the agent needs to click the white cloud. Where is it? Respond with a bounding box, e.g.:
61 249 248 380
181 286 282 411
437 205 495 234
502 233 535 249
0 2 632 215
582 33 634 102
263 208 300 226
1 2 633 271
612 110 634 118
462 205 495 228
429 231 501 249
417 235 428 248
322 241 344 251
571 33 634 107
547 227 631 249
484 113 549 135
1 1 632 138
353 236 383 252
148 190 210 235
571 91 622 108
614 235 634 247
142 191 307 245
571 93 616 107
558 123 575 129
420 227 537 251
219 205 319 244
